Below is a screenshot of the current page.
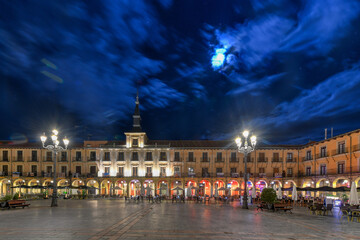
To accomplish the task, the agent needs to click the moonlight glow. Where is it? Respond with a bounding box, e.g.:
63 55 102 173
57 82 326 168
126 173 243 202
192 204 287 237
211 48 226 68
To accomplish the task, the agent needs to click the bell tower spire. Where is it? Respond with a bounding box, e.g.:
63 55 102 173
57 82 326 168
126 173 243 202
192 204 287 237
132 90 141 132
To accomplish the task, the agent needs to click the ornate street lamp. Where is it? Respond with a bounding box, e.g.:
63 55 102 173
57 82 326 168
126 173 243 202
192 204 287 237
40 129 69 207
235 130 256 209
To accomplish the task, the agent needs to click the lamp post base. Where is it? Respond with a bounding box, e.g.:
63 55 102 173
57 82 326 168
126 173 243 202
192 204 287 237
51 194 58 207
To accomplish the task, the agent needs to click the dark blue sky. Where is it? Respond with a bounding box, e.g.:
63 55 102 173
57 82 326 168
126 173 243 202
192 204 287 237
1 0 360 144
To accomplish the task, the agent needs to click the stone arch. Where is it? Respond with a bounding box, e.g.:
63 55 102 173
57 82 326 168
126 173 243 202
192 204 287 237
157 180 169 197
170 180 183 196
228 180 240 196
302 179 314 188
332 177 350 188
354 177 360 187
270 180 282 188
0 179 11 196
100 179 112 195
316 178 331 188
129 179 141 196
255 180 268 191
199 180 211 196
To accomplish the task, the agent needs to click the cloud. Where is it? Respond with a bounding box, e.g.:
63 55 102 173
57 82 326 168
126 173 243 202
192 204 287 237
255 63 360 127
140 79 186 108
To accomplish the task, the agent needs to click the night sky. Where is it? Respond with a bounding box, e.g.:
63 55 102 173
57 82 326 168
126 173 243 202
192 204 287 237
1 0 360 144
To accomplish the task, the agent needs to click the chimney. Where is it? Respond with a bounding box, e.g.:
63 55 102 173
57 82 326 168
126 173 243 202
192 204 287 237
324 128 327 140
331 127 333 138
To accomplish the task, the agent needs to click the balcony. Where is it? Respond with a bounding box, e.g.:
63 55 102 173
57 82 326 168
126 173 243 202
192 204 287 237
188 172 196 177
258 173 267 178
87 173 97 178
273 173 283 178
145 158 153 161
202 172 210 177
87 157 97 162
231 173 239 178
131 158 139 161
216 172 225 177
27 157 38 162
12 172 22 177
271 157 282 163
332 147 348 156
73 157 83 162
215 157 224 162
174 172 181 177
352 145 360 152
173 157 182 162
286 157 297 163
116 173 124 177
230 157 239 163
159 158 167 162
0 171 9 176
286 174 293 177
302 156 313 161
0 158 9 162
187 157 196 162
13 157 24 162
160 173 167 177
145 173 153 177
59 158 68 162
258 157 267 163
200 157 210 162
242 157 252 163
43 157 53 162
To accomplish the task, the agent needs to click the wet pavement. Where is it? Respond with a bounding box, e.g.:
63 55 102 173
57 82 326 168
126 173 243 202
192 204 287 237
0 199 360 239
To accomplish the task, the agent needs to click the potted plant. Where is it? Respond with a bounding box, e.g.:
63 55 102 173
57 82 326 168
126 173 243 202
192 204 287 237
260 188 277 210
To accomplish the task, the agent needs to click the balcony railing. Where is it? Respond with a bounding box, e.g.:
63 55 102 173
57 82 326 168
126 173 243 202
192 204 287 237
316 152 328 158
202 172 210 177
43 157 53 162
145 173 152 177
87 157 97 161
27 157 38 162
242 157 252 163
173 157 182 162
0 158 9 162
117 158 125 161
258 157 267 162
258 173 266 178
145 158 153 161
303 156 313 161
159 158 167 161
73 157 83 162
231 173 239 178
200 157 209 162
216 172 225 177
188 172 196 177
332 147 348 156
215 157 224 162
286 157 297 163
0 171 9 176
13 157 24 162
116 173 124 177
187 157 196 162
174 172 181 177
230 157 239 163
352 145 360 152
271 157 282 162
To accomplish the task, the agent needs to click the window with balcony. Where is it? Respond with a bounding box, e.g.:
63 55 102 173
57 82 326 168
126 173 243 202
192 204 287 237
31 151 37 161
132 152 138 161
273 153 279 162
202 168 209 177
118 167 124 177
320 164 326 175
258 153 265 162
230 168 238 177
75 151 82 161
46 151 52 161
118 152 124 161
2 165 8 175
174 152 180 162
338 162 345 174
132 167 138 176
216 152 223 162
188 152 194 162
132 138 138 147
202 152 208 162
61 166 67 174
31 165 37 174
306 150 312 160
2 151 8 161
76 166 81 174
174 166 181 177
230 152 237 162
231 168 237 173
320 147 327 158
46 166 52 174
104 167 110 176
160 152 167 161
160 167 166 177
90 166 97 175
61 152 67 161
216 168 223 177
286 153 293 162
17 151 23 161
287 168 293 177
306 167 311 176
146 167 152 177
104 152 110 161
89 151 96 161
338 141 346 154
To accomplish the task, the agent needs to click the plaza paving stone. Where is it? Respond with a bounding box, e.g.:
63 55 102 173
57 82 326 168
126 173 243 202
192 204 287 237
1 199 360 240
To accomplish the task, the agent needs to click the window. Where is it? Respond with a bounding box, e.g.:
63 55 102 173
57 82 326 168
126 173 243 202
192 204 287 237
105 167 110 174
61 152 67 161
216 152 223 162
320 147 327 157
17 151 23 161
17 165 23 173
61 166 67 174
2 151 8 161
230 168 237 173
146 167 152 176
174 152 180 161
160 167 166 176
104 152 110 161
160 152 167 161
46 166 52 173
145 152 152 161
90 151 96 161
31 165 37 173
320 164 326 175
188 152 194 162
2 165 8 174
287 153 293 161
338 141 346 154
216 168 222 173
76 166 81 174
132 152 138 161
118 167 124 176
338 162 345 174
202 168 209 177
306 150 312 160
46 152 52 161
306 167 311 176
132 167 138 176
75 151 81 161
273 153 279 162
258 153 265 162
118 152 124 161
174 166 180 177
202 152 208 162
259 168 265 173
230 152 237 162
90 166 97 174
287 168 293 177
31 151 37 161
132 139 138 147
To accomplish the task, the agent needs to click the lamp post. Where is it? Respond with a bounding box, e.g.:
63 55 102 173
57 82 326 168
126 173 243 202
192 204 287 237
235 130 257 209
40 130 69 207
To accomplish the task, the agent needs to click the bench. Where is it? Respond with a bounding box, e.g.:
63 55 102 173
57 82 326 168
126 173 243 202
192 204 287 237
7 200 30 209
274 203 292 213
